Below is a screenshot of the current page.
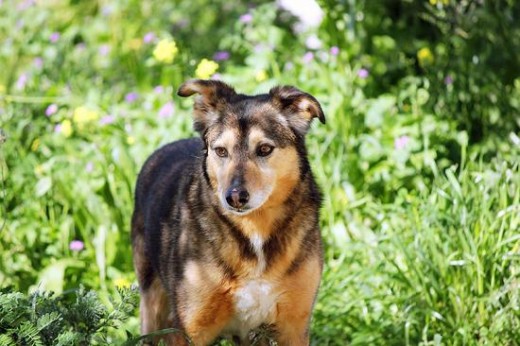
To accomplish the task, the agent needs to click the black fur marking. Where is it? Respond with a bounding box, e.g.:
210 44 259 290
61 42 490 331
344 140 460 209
263 184 304 269
286 221 320 275
213 206 257 260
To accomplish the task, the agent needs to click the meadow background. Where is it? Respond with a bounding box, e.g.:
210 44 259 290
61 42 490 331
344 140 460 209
1 0 519 344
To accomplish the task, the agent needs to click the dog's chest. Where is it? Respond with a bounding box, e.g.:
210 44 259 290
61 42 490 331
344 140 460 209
226 279 278 338
225 233 278 337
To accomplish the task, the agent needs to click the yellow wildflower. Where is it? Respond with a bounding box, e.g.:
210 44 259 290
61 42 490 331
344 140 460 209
126 136 135 145
31 138 40 151
0 84 5 94
255 70 268 82
153 39 178 63
429 0 449 5
417 47 434 67
114 277 131 288
195 59 219 79
61 120 73 138
73 106 99 125
34 165 44 175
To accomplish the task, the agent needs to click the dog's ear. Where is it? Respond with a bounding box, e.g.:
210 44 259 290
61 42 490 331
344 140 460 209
269 86 325 136
177 79 237 133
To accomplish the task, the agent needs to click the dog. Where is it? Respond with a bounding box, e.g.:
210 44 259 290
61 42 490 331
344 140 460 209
131 79 325 345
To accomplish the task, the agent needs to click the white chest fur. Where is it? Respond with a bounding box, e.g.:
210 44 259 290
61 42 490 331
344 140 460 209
250 233 266 275
227 279 278 338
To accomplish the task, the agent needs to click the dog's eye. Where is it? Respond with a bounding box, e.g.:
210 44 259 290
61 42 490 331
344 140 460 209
214 147 228 158
257 144 274 157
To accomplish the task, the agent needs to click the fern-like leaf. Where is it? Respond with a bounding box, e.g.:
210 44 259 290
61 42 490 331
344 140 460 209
17 321 44 346
0 333 17 346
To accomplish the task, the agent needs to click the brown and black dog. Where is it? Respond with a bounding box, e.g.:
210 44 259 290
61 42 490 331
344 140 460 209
131 79 325 345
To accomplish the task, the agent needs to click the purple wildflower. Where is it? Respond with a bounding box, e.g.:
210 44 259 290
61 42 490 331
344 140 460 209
330 46 339 56
143 32 156 44
54 124 62 133
100 114 115 125
98 44 110 56
254 44 266 53
49 32 60 43
158 102 174 118
75 43 86 51
153 85 164 94
444 75 453 85
213 51 230 61
17 0 34 10
85 162 94 172
302 52 314 64
394 135 410 150
357 68 369 79
16 73 28 90
211 73 222 80
33 57 43 69
125 92 139 103
45 104 58 116
239 13 253 24
101 5 114 16
69 240 84 251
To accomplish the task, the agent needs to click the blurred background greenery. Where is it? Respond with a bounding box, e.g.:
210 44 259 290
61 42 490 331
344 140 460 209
0 0 519 344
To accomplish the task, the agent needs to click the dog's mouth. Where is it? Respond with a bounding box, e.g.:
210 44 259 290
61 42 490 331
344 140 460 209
225 205 254 215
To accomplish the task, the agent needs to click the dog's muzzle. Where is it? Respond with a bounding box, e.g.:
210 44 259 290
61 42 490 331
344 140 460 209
225 186 250 210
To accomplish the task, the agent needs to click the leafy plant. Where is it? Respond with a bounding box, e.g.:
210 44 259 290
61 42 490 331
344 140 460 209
0 287 139 345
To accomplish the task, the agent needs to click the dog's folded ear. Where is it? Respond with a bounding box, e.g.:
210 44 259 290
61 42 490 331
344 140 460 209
269 86 325 136
177 79 237 133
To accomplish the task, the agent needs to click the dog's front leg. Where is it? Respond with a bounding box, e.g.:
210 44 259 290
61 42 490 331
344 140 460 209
273 256 322 346
176 283 236 346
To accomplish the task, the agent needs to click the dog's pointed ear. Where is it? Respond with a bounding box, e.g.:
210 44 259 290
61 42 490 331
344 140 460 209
177 79 237 133
269 86 325 136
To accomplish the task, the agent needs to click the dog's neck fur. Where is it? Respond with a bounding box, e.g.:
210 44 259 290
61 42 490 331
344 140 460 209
233 210 283 240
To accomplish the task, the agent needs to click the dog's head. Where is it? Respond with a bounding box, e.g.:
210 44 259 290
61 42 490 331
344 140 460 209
178 79 325 215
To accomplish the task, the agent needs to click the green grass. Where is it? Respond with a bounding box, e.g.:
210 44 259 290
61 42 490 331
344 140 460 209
313 159 520 345
1 0 519 344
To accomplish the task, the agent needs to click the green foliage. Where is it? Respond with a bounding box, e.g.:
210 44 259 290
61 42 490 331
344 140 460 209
0 0 519 344
0 287 139 345
313 158 520 345
321 0 520 141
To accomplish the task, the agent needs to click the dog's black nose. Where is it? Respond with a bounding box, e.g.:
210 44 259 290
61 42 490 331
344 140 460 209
225 187 249 209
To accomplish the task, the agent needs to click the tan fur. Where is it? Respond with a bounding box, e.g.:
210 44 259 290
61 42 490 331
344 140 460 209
274 255 322 345
178 262 236 345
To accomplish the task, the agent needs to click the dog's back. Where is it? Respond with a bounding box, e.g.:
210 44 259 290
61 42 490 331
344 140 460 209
131 138 202 287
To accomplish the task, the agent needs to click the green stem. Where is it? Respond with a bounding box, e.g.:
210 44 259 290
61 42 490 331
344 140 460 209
0 95 70 104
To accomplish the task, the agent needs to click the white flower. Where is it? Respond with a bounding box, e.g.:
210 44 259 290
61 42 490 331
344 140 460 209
277 0 323 30
305 34 322 50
